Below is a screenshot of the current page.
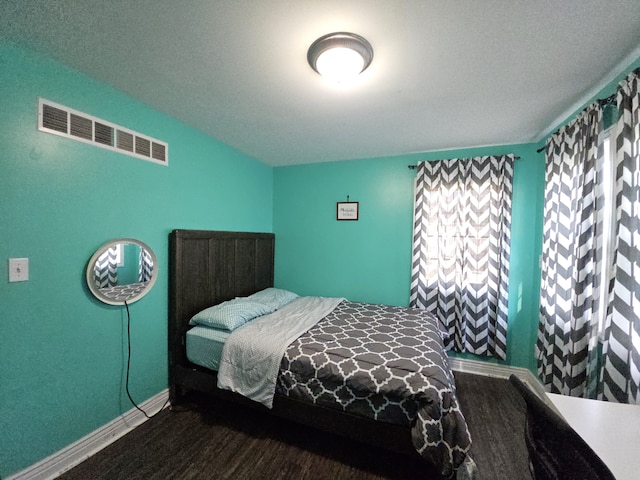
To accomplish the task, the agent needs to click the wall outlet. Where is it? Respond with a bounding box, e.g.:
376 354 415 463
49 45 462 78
9 258 29 282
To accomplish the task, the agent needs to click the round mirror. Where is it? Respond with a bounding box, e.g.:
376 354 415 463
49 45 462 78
86 238 158 306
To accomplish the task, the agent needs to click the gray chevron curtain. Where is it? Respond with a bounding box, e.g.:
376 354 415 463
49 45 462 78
600 69 640 404
537 102 603 398
409 155 514 360
94 246 119 288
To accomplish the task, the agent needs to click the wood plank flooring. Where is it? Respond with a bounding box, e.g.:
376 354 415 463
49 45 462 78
57 372 530 480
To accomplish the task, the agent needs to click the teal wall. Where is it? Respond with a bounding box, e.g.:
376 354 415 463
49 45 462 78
0 41 273 477
273 143 545 371
3 33 638 479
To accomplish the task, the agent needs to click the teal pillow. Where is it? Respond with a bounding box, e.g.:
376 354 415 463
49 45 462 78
247 288 299 311
189 298 274 331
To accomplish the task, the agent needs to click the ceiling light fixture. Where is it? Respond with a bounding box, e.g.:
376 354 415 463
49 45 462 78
307 32 373 83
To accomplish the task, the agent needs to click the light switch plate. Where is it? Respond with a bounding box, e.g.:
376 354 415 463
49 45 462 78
9 258 29 282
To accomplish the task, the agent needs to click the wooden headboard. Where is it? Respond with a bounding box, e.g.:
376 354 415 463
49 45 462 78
168 230 274 395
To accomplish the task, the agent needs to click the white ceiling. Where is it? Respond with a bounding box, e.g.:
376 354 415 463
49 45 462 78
3 1 640 166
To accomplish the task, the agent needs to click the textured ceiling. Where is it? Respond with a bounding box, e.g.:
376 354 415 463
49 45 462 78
3 0 640 166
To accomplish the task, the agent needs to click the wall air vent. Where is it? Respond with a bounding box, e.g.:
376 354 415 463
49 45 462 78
38 98 168 166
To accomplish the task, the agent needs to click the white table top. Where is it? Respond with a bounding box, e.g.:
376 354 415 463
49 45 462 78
547 393 640 480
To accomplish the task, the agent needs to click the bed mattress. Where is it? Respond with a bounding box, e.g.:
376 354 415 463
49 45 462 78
185 325 230 372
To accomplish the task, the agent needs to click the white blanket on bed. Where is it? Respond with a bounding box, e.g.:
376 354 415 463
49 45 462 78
217 296 344 408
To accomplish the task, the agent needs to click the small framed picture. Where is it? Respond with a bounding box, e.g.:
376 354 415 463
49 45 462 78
337 201 359 221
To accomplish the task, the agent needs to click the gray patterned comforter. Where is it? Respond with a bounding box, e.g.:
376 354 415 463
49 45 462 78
276 301 472 478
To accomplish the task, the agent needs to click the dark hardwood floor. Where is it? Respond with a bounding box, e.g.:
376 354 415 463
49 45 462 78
57 372 530 480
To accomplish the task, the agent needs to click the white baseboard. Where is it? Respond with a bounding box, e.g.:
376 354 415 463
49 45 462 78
449 356 548 399
6 389 169 480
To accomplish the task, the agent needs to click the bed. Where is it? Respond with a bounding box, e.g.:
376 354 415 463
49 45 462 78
168 229 475 479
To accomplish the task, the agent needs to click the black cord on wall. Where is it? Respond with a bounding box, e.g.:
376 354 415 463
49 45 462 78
124 301 170 419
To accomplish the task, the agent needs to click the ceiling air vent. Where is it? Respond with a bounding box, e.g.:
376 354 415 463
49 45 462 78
135 136 151 157
37 98 168 166
70 113 92 141
42 103 68 133
152 142 166 162
94 122 114 147
117 130 134 152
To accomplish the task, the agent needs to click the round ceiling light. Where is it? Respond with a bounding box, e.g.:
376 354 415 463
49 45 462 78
307 32 373 83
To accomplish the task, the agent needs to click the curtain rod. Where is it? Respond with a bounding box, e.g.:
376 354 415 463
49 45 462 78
407 155 520 169
536 93 617 153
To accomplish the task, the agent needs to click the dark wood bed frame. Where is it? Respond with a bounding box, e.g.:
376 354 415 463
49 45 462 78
168 229 419 459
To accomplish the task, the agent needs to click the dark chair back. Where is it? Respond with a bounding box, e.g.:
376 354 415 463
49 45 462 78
509 374 616 480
